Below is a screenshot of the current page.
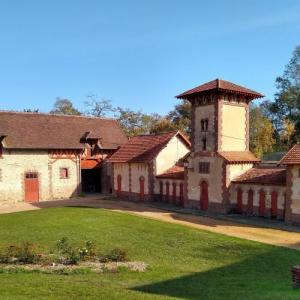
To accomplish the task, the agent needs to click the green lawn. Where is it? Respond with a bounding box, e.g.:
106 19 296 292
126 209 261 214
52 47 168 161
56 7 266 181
0 206 299 299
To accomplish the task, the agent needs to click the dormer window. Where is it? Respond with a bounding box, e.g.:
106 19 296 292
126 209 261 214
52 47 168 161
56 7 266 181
201 119 209 132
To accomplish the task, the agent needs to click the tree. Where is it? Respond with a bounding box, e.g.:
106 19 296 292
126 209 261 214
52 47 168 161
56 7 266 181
23 109 39 113
249 106 276 158
50 98 81 115
263 46 300 142
150 118 177 134
84 94 115 117
115 107 162 137
280 118 295 150
167 100 191 136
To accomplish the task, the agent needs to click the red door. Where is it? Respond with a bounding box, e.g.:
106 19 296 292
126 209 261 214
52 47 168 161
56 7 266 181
259 190 265 217
172 183 176 203
236 188 243 214
25 172 39 203
117 175 122 198
166 182 170 202
160 182 163 201
271 191 278 218
139 177 145 201
200 181 208 211
247 189 254 214
179 183 184 206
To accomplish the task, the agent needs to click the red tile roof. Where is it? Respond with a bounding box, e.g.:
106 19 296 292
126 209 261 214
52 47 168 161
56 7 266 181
176 79 264 99
81 159 102 169
156 166 184 180
232 167 286 186
217 151 260 164
280 144 300 164
108 131 191 163
0 111 128 150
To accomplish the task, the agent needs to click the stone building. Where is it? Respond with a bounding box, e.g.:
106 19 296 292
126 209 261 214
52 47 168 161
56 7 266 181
110 78 300 225
0 111 128 203
109 131 191 201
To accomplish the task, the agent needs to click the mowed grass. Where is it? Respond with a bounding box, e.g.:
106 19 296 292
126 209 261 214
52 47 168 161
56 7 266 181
0 206 299 299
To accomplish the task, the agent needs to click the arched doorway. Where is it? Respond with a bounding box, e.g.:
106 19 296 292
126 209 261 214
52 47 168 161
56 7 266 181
166 182 170 202
139 176 145 201
200 181 208 211
236 188 243 214
117 175 122 198
247 189 254 215
271 191 278 218
259 190 265 217
179 182 184 206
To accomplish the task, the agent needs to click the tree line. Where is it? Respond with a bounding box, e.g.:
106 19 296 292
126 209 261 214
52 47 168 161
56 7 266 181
25 45 300 158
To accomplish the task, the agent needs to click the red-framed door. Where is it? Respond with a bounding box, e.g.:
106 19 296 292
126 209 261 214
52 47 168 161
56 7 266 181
117 175 122 198
172 183 176 203
166 182 170 202
139 177 145 201
247 189 254 214
259 190 266 217
24 172 39 203
236 188 243 214
200 181 208 211
271 191 278 218
179 183 184 206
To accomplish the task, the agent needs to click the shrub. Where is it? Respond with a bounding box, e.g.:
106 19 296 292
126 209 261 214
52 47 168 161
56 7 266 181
99 248 128 263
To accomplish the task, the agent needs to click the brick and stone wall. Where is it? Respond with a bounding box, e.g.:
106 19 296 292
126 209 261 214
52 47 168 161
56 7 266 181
154 178 184 205
0 149 79 203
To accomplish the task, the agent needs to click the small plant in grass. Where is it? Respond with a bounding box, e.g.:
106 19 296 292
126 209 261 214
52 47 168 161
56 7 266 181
99 248 128 263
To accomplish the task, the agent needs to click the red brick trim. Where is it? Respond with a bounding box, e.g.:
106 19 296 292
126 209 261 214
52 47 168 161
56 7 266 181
285 165 293 224
148 161 155 200
190 105 196 152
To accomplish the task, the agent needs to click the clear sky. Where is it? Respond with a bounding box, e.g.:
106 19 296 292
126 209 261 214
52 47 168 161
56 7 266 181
0 0 299 115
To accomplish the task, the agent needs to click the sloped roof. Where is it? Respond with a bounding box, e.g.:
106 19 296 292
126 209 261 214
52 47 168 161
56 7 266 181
156 165 184 180
217 151 260 164
0 111 128 150
176 79 264 100
232 167 286 186
279 144 300 164
108 131 191 163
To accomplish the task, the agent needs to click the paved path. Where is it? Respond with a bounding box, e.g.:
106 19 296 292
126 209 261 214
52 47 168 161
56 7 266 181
1 196 300 251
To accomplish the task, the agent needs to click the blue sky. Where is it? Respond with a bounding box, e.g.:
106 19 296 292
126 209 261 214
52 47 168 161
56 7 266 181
0 0 299 115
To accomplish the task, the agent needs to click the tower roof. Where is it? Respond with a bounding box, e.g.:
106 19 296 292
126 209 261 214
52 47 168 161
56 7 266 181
176 79 264 100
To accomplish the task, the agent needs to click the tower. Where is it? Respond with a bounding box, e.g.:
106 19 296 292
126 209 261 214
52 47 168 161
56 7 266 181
177 79 263 212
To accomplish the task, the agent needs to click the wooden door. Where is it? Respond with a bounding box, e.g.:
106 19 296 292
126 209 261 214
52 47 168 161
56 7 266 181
236 188 243 214
271 191 278 218
259 190 265 217
159 182 163 201
117 175 122 198
166 182 170 202
172 183 176 203
179 183 184 206
139 177 145 201
200 181 208 211
25 172 39 203
247 189 254 214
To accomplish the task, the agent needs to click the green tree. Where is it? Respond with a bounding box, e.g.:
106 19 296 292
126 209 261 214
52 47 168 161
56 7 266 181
249 106 276 158
150 118 177 134
51 98 81 115
264 46 300 143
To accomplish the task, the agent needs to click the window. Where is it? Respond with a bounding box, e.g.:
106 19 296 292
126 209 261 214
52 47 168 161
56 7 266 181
25 172 38 179
202 138 207 151
199 162 210 174
201 119 209 132
60 168 69 179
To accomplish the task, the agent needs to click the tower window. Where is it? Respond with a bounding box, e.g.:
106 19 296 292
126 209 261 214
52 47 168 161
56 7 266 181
201 119 209 132
199 162 210 174
202 138 207 151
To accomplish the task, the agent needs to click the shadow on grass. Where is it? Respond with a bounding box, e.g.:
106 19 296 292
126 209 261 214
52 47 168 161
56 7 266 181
132 247 299 300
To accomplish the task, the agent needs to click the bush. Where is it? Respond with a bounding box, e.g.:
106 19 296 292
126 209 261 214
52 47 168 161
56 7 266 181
99 248 128 263
0 242 39 264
